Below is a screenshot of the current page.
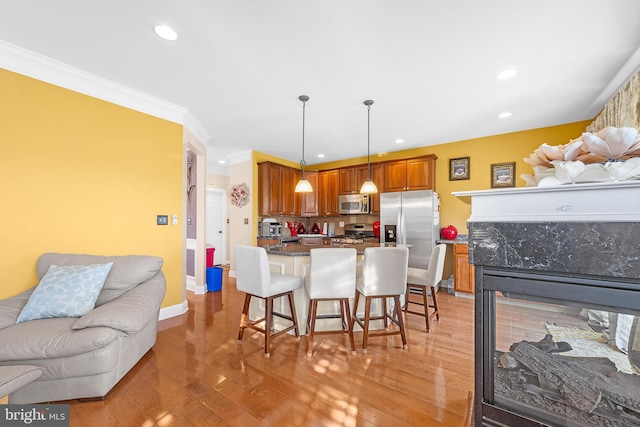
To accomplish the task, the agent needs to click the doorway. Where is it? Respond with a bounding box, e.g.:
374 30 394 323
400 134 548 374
206 188 227 266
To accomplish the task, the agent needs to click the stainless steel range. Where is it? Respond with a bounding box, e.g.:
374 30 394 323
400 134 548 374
343 223 376 240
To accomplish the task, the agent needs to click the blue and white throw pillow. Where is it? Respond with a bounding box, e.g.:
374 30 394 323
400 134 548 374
16 262 113 323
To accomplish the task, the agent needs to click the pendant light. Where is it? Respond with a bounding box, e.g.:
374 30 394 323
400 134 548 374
294 95 313 193
360 99 379 194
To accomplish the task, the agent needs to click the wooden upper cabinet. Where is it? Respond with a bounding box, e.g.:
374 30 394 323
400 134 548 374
339 168 356 194
280 166 296 215
298 171 319 217
339 166 369 194
383 155 436 192
318 169 339 216
257 162 298 216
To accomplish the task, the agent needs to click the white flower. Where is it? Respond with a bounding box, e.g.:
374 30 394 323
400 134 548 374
524 139 587 168
581 127 640 160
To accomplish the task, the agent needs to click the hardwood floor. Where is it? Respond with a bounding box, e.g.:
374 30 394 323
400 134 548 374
66 269 477 426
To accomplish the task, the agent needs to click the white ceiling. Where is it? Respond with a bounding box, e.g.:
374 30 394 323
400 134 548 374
2 1 640 175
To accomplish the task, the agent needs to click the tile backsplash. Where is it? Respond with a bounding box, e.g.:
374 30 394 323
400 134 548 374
259 214 379 237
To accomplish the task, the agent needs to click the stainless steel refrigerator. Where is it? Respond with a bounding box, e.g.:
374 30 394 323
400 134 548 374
380 190 440 269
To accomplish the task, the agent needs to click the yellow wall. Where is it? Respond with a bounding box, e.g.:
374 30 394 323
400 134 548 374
307 121 592 233
0 68 184 306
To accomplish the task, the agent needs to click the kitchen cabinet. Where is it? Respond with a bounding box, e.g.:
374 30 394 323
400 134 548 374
383 155 436 192
257 238 279 246
318 169 339 216
454 244 474 294
258 162 298 216
339 165 369 194
298 171 318 216
368 163 384 214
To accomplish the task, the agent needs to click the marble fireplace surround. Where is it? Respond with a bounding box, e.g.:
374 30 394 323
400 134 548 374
455 181 640 427
454 180 640 279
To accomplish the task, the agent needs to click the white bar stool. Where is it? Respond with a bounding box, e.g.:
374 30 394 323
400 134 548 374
234 245 302 358
304 247 357 357
353 246 409 353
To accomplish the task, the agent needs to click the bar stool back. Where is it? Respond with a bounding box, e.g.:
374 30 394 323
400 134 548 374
405 243 447 332
305 247 357 356
234 245 302 358
353 246 409 353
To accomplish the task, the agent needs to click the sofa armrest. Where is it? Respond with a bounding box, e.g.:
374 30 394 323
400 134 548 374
73 271 166 334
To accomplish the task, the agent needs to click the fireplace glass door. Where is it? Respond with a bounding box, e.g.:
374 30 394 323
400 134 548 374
482 269 640 427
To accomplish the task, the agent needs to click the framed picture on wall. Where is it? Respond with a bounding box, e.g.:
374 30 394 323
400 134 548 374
449 157 470 181
491 162 515 188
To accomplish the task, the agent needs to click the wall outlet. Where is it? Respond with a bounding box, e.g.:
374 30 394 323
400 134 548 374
339 221 344 227
157 215 168 225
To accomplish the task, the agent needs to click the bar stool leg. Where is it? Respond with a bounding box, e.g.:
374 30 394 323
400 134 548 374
431 286 439 321
264 296 273 358
237 294 252 343
307 299 318 356
394 295 408 349
423 286 431 332
343 298 356 355
362 296 372 353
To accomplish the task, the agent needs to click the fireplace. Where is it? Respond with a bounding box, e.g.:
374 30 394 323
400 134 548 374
455 182 640 427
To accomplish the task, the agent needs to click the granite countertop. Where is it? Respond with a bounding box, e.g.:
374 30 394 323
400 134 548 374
435 234 468 245
265 242 397 256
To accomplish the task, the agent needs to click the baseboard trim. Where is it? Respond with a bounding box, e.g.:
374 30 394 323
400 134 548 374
159 300 188 320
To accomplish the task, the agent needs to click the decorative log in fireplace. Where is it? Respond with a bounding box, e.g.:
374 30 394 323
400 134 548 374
455 182 640 427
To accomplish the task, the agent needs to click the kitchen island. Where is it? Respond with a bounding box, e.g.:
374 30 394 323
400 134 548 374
252 242 397 334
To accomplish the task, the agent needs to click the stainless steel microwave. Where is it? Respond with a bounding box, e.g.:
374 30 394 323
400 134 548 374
338 194 370 214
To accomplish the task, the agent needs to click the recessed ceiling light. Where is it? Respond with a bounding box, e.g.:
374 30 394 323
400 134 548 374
395 139 405 144
218 160 227 164
497 69 517 80
317 154 325 158
152 24 178 41
498 112 512 119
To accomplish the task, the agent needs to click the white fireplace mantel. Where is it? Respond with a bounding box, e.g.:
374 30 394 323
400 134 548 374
453 180 640 222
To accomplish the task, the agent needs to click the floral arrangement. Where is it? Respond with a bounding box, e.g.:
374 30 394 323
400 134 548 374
229 182 249 207
521 127 640 186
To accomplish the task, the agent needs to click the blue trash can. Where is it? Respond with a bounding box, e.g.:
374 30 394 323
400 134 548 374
206 267 223 292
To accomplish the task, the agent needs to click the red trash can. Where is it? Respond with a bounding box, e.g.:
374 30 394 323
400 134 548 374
206 247 215 267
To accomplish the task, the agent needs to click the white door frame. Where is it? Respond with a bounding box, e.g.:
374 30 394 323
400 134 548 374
184 139 207 295
206 188 227 266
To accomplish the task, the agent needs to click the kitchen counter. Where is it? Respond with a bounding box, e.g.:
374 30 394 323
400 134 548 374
435 234 468 245
264 242 399 256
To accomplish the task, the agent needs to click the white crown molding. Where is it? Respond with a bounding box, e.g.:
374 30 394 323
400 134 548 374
228 150 253 164
0 39 210 141
183 110 211 145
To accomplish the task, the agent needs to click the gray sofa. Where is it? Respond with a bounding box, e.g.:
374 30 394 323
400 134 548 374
0 253 166 404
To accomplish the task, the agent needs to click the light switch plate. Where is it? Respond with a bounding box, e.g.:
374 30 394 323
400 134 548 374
172 214 178 225
157 215 168 225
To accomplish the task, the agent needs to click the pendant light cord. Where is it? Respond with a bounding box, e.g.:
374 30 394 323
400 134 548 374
299 95 309 177
364 99 374 179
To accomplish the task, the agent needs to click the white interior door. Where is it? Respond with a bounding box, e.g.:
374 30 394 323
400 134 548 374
206 189 226 265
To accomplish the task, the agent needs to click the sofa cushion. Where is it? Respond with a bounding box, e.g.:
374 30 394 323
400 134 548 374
17 263 113 323
37 253 163 306
0 317 120 362
73 274 165 334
